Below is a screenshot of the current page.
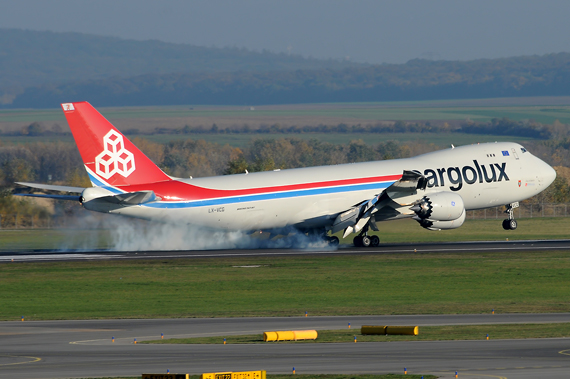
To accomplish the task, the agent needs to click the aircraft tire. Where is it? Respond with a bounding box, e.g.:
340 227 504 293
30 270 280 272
361 235 371 247
502 219 510 230
328 236 340 246
370 235 380 247
509 219 517 230
353 236 363 247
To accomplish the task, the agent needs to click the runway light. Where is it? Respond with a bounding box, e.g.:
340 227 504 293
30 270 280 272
167 369 170 374
455 371 458 378
292 367 295 375
112 336 115 343
486 334 489 340
21 316 24 322
404 367 407 374
161 333 164 339
223 338 226 345
354 336 357 343
492 309 495 314
305 311 307 317
134 338 137 344
348 322 351 329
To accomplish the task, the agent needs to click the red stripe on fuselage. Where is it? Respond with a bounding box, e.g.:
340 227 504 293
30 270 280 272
115 174 402 202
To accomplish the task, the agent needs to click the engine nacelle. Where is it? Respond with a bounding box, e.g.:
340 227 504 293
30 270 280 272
411 191 465 221
413 209 466 231
411 191 466 231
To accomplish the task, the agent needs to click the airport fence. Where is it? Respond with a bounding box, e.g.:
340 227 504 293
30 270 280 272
467 203 570 220
1 203 569 229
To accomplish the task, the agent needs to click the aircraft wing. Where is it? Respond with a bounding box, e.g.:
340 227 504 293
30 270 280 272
330 170 427 238
14 182 160 208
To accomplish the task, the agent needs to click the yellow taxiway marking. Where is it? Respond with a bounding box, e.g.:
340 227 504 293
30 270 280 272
558 349 570 356
0 355 41 366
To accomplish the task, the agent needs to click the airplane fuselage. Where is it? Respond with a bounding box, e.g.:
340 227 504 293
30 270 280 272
89 142 554 231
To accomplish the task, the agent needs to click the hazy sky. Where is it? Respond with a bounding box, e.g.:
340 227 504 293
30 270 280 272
1 0 569 64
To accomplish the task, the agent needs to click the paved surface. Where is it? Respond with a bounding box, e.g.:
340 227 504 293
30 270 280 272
2 315 570 379
2 239 570 262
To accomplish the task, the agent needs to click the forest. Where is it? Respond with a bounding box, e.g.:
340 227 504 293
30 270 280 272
10 52 570 108
3 116 570 224
4 28 570 108
0 28 360 106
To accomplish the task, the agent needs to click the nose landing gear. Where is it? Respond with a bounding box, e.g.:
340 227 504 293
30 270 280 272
502 202 519 230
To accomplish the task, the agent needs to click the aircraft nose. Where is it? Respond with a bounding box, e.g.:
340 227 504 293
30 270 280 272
540 160 557 187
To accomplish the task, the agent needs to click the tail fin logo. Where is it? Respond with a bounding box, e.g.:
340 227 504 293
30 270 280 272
95 130 136 179
62 103 75 111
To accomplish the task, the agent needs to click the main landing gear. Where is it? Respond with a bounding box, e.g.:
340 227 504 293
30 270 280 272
307 229 340 246
502 202 519 230
326 235 340 246
353 224 380 247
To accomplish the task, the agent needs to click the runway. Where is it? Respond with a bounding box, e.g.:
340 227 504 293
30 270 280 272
2 239 570 262
2 314 570 379
3 241 570 378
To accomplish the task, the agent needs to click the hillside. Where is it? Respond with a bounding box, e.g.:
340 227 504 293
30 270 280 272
4 28 570 108
0 28 360 105
10 52 570 108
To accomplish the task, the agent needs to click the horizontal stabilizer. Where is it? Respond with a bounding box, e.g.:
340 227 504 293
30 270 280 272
16 182 85 193
14 193 81 201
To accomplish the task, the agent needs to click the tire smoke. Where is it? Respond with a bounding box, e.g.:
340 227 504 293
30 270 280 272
60 212 336 251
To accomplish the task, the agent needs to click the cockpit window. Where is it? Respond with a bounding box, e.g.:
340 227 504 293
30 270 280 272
521 147 528 153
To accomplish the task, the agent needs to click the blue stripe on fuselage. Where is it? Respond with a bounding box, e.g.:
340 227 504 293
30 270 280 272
144 181 394 209
87 171 123 195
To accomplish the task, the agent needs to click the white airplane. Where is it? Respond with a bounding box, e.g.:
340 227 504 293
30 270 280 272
16 102 556 247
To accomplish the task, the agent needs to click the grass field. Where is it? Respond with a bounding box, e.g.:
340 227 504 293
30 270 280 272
1 217 568 251
144 323 570 344
1 99 562 149
3 97 570 123
3 98 570 134
2 248 570 320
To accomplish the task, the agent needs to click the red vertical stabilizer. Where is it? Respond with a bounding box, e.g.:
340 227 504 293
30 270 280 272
61 102 170 187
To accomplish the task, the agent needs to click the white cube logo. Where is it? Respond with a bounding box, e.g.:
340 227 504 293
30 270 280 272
62 103 75 111
95 130 135 179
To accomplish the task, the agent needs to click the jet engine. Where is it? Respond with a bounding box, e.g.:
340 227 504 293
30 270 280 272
410 191 466 231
